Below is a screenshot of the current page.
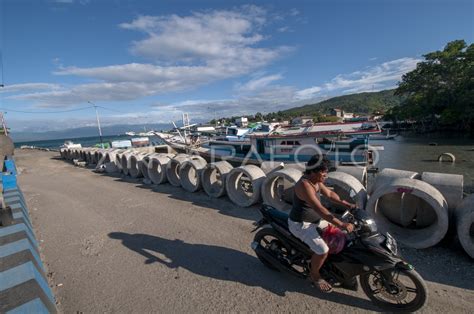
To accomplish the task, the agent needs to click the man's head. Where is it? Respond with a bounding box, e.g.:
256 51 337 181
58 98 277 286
304 154 330 182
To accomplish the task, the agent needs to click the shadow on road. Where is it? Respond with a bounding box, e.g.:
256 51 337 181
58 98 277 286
109 173 261 222
108 232 378 311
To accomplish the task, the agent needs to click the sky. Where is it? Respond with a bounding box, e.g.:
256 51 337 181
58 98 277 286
0 0 473 134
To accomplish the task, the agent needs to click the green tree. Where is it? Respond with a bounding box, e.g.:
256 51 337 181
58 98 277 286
394 40 474 132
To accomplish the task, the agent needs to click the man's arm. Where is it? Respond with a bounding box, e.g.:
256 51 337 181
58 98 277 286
319 183 355 209
296 180 351 230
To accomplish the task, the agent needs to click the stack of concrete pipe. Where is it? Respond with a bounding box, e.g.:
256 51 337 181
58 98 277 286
59 150 473 257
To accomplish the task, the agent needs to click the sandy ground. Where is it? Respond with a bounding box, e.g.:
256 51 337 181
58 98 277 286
14 149 474 313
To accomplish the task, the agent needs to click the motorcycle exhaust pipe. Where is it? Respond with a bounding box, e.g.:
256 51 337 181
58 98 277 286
251 242 306 279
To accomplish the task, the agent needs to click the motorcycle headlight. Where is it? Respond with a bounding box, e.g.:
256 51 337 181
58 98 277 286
364 219 378 233
385 232 398 255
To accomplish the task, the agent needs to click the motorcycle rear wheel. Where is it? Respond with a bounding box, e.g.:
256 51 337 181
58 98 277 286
254 227 306 276
360 268 428 312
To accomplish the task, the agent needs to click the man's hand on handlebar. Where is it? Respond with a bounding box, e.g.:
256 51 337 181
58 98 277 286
342 222 354 233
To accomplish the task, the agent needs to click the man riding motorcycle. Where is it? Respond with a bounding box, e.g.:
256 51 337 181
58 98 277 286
288 154 355 293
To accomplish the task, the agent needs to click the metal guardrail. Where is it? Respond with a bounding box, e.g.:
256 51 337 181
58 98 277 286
0 158 57 313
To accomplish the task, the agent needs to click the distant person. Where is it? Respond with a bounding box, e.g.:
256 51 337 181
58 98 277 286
288 154 355 293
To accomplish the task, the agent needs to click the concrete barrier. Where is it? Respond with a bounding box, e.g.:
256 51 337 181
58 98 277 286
201 161 233 198
261 168 302 212
179 158 208 192
455 194 474 258
366 178 449 249
226 165 266 207
1 160 57 313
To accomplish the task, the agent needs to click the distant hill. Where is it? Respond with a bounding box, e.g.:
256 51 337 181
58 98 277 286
282 89 403 116
11 123 174 142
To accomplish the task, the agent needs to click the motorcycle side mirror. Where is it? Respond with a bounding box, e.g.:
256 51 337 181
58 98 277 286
341 210 352 221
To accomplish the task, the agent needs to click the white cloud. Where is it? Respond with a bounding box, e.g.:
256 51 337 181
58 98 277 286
289 8 300 16
295 57 420 99
236 74 283 92
294 86 322 100
0 83 61 93
10 7 291 107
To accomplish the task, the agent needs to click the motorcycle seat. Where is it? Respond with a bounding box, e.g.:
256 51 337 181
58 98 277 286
262 205 289 229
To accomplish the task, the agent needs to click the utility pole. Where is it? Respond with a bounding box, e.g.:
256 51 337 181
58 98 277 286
88 101 104 149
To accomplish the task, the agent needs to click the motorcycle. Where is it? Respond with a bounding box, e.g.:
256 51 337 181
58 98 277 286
251 205 428 312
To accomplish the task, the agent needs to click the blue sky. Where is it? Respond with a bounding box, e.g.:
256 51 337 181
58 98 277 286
0 0 473 133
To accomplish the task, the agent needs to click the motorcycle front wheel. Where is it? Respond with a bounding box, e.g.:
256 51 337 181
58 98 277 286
360 268 428 312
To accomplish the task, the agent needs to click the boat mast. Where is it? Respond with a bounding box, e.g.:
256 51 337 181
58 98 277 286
88 101 104 149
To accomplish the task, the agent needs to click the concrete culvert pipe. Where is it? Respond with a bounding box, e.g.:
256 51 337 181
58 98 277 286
226 165 266 207
368 168 421 225
128 152 149 178
86 150 96 164
366 178 449 249
148 154 174 184
201 161 233 198
115 152 125 172
336 165 368 188
138 153 156 180
261 168 302 212
421 172 463 216
260 161 285 175
103 150 121 173
438 152 455 162
322 171 367 212
166 154 191 187
121 151 136 176
455 194 474 258
179 158 208 192
94 151 102 164
368 168 421 195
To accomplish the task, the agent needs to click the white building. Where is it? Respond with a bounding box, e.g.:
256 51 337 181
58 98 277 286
234 117 248 127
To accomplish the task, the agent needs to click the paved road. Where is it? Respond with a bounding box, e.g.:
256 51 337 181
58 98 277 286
15 150 474 313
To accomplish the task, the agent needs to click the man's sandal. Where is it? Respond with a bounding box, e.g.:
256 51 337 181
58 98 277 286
312 278 333 293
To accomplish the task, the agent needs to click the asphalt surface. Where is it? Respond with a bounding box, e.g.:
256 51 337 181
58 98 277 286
15 149 474 313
